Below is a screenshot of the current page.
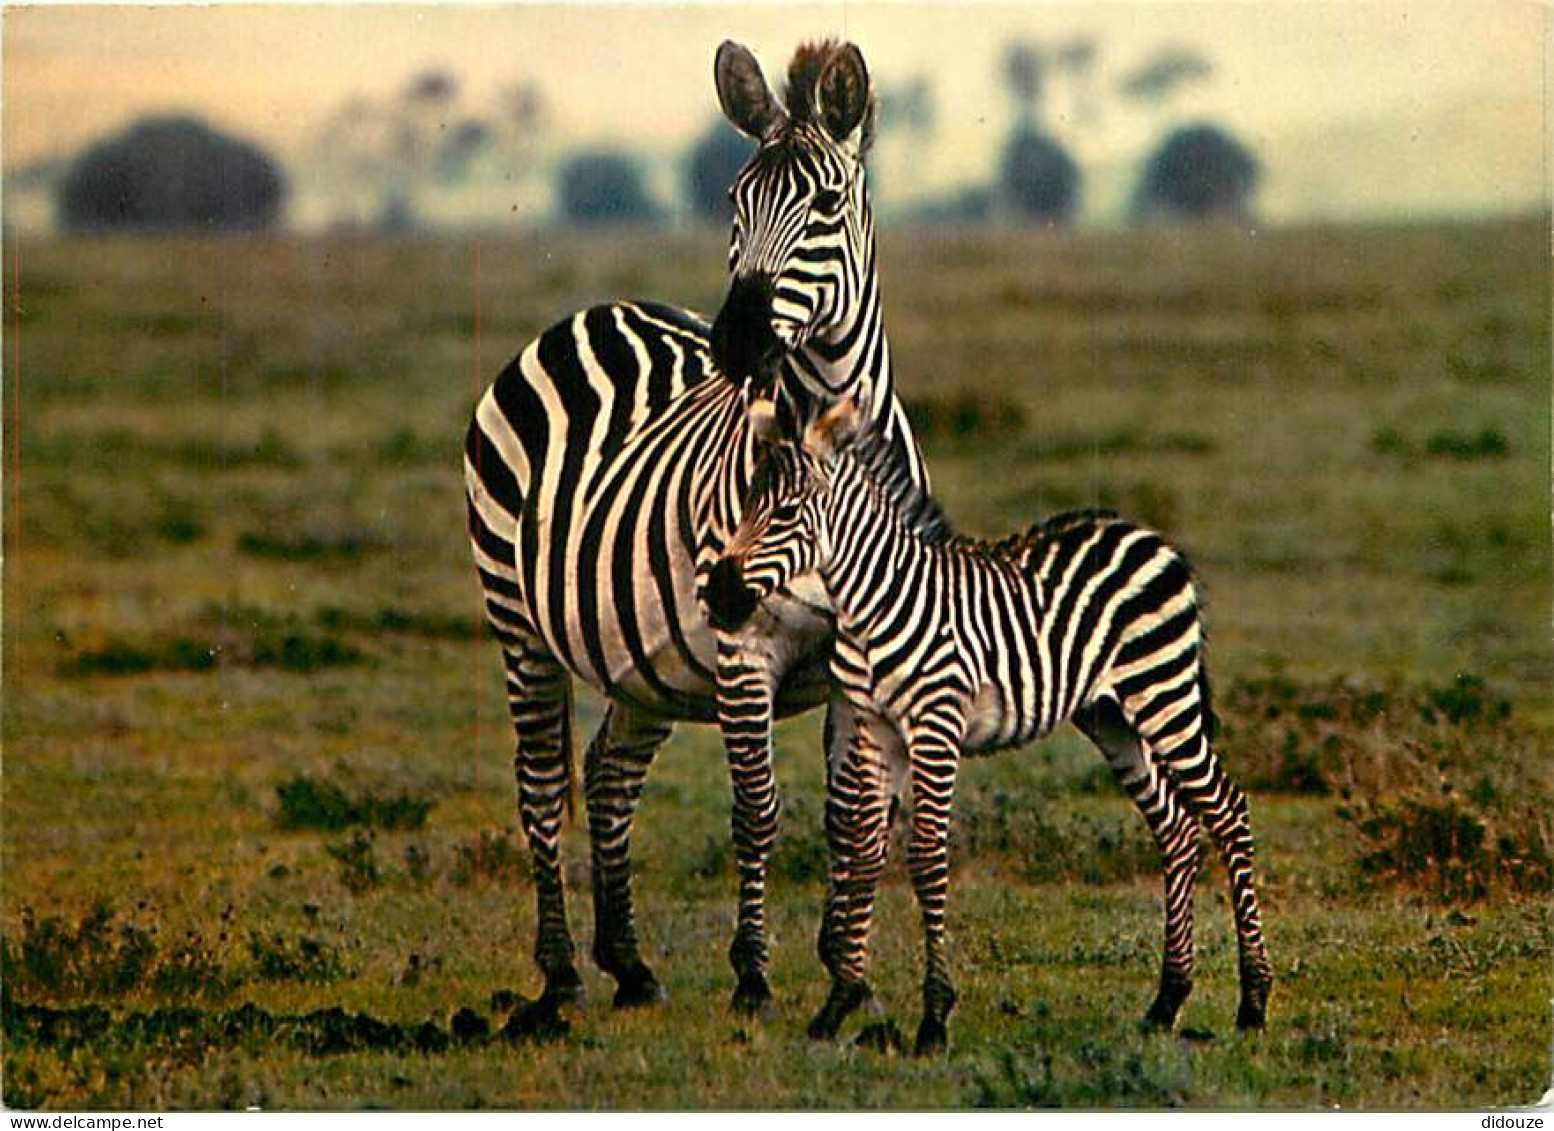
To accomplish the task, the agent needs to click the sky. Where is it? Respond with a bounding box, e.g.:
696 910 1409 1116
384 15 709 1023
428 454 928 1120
2 1 1549 230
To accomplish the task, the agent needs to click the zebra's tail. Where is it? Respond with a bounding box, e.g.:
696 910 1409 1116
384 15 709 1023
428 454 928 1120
561 681 578 824
1198 654 1219 744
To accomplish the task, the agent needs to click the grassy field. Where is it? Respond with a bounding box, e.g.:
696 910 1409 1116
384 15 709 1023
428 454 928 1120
3 218 1550 1109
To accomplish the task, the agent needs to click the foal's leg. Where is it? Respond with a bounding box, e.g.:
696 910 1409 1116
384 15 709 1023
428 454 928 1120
1077 696 1202 1029
717 637 784 1014
903 717 963 1056
808 713 894 1040
1124 679 1274 1030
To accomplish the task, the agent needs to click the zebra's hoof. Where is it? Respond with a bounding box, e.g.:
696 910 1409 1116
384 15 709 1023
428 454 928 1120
806 1010 841 1041
731 974 775 1018
912 1016 948 1057
613 970 667 1010
1235 1001 1267 1032
1142 973 1191 1032
541 971 586 1011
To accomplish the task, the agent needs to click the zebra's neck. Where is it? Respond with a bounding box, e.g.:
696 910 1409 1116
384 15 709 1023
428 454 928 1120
824 459 944 620
700 391 766 553
821 457 1021 643
782 215 895 432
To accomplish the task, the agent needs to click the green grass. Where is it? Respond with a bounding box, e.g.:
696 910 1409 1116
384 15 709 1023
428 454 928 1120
3 219 1551 1109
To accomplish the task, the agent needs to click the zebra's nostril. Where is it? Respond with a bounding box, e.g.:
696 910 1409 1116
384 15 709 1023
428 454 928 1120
704 557 760 631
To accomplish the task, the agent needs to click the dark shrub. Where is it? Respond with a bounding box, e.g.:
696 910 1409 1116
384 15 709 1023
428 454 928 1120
998 128 1080 224
1221 674 1551 901
557 149 656 226
684 121 752 222
58 116 285 232
274 775 434 832
1133 123 1259 221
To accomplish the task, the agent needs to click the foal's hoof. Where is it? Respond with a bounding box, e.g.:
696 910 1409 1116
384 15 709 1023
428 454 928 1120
855 1019 905 1054
1236 968 1272 1031
731 973 776 1019
912 1016 948 1057
1141 975 1192 1032
807 980 871 1041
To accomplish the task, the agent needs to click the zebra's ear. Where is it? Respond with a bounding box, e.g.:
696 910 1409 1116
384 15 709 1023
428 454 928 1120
815 43 871 146
716 41 787 140
802 397 863 463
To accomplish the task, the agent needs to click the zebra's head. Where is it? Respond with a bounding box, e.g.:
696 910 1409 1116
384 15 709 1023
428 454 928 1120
704 400 860 632
709 40 876 405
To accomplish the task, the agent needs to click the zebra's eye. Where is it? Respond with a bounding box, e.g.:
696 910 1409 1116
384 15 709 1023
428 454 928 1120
812 189 843 214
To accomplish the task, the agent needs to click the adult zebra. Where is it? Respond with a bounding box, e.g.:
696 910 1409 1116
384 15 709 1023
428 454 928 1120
708 402 1273 1053
463 39 926 1024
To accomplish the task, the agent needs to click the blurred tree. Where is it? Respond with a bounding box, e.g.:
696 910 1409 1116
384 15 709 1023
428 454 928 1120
1118 47 1213 106
1132 123 1259 220
1054 36 1101 126
57 116 285 231
998 127 1080 224
995 38 1081 225
871 74 935 207
558 149 657 226
310 70 545 231
908 185 993 224
1002 41 1046 125
684 121 752 222
882 75 935 135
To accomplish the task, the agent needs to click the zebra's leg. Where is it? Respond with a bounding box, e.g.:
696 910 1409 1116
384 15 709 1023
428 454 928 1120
814 692 857 981
584 703 674 1008
1077 696 1203 1030
497 635 584 1018
717 638 783 1015
1125 681 1274 1030
808 712 893 1041
903 721 963 1056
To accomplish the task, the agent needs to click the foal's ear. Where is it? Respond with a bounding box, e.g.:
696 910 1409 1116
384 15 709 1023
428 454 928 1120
716 41 787 140
802 398 863 463
815 43 871 145
746 393 780 446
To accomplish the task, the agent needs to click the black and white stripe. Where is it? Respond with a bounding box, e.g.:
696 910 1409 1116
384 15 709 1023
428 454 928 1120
462 40 925 1019
716 414 1273 1052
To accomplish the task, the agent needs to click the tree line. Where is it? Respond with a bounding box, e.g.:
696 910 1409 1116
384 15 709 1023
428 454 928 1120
45 41 1259 233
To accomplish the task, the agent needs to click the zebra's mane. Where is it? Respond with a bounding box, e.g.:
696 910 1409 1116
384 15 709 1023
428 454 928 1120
784 40 877 151
846 439 1125 566
846 429 953 545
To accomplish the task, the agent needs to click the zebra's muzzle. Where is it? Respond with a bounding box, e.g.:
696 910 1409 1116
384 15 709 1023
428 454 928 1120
703 556 761 632
711 273 784 386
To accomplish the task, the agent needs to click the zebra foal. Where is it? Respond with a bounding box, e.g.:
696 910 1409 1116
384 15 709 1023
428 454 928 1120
706 401 1274 1054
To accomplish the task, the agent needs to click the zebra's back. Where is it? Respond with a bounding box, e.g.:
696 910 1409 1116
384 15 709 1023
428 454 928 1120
1013 510 1202 737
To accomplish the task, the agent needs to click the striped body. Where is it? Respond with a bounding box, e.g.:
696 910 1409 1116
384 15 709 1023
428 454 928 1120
720 434 1273 1051
828 507 1207 757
